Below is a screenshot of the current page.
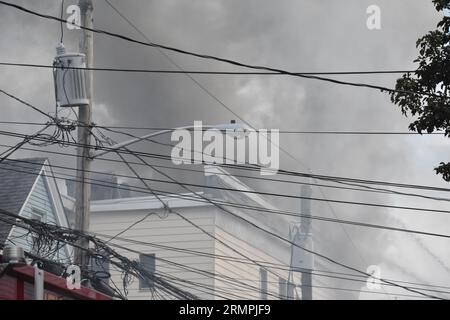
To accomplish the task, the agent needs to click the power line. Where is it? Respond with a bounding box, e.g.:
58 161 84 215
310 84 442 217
1 120 446 135
2 2 447 298
1 204 445 299
99 124 450 206
3 130 450 215
108 238 286 299
1 37 446 296
0 89 54 120
5 141 449 205
2 86 446 195
87 128 447 135
92 232 450 295
95 132 447 299
0 0 446 99
107 240 444 299
4 132 450 207
95 121 450 302
0 123 450 192
2 126 449 194
0 80 446 298
0 166 279 298
3 157 450 240
100 132 373 299
17 147 450 205
1 138 448 206
0 61 415 76
90 125 450 204
98 3 449 295
0 209 199 300
97 2 449 301
113 145 291 299
112 146 448 299
108 149 444 299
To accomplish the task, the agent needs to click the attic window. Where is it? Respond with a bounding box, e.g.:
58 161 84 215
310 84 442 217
31 207 46 222
139 253 155 290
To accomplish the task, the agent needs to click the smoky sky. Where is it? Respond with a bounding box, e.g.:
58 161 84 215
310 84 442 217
1 0 450 299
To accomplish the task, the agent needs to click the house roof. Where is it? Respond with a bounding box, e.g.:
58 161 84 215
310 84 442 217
81 165 294 264
62 191 211 214
0 158 47 245
77 165 292 237
204 165 292 238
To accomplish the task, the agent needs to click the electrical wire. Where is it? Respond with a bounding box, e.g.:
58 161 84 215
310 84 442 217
2 158 450 240
4 212 270 300
0 0 447 100
92 232 450 295
2 127 450 195
0 40 448 298
98 125 450 204
0 161 434 240
98 125 450 205
110 146 447 299
2 89 449 195
3 135 450 217
1 139 448 206
2 208 446 299
18 142 450 202
10 120 422 300
0 138 445 208
1 120 447 135
0 89 54 120
99 0 449 300
2 2 447 300
0 61 416 76
0 210 199 300
109 143 296 299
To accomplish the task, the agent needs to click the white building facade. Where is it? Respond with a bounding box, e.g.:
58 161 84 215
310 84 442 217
63 166 329 300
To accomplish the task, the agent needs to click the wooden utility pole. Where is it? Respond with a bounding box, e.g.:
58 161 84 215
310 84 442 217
74 0 93 272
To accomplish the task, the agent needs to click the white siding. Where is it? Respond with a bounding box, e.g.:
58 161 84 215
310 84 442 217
7 175 70 263
213 226 301 300
90 206 216 299
89 194 308 300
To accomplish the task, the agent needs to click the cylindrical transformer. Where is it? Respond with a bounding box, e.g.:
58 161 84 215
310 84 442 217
54 44 89 107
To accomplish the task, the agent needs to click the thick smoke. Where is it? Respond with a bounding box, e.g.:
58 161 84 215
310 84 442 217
1 0 449 298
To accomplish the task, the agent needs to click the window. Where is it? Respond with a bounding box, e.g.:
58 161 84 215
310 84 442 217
139 253 155 290
31 207 46 222
279 277 287 300
260 268 268 300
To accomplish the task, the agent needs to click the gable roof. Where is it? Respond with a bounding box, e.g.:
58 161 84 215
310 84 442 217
0 158 47 245
204 165 292 238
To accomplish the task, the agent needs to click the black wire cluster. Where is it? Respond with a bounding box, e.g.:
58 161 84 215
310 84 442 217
0 209 198 300
28 120 78 148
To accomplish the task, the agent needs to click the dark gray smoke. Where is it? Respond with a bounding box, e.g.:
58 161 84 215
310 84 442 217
1 0 449 298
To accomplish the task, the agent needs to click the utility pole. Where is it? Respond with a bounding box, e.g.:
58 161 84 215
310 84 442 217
34 263 44 300
300 184 313 300
74 0 93 272
289 184 313 300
